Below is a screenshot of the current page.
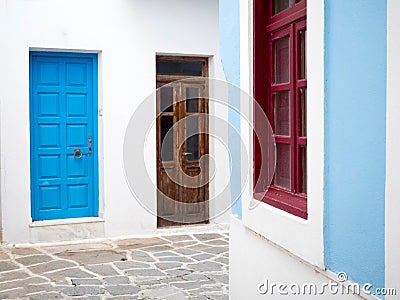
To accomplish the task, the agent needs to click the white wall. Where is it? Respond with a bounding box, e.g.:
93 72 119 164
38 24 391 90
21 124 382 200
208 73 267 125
0 0 228 243
230 218 378 300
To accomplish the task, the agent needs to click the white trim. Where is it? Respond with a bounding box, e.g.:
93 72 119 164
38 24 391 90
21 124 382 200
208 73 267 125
385 0 400 293
29 217 104 227
240 0 325 267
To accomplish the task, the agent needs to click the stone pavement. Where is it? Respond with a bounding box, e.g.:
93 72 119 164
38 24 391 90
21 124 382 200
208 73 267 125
0 232 229 300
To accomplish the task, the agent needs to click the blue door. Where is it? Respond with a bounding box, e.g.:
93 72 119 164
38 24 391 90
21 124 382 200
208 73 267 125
30 52 98 221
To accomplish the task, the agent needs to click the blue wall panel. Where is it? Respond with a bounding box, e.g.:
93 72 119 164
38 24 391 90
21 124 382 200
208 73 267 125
324 0 386 293
219 0 242 218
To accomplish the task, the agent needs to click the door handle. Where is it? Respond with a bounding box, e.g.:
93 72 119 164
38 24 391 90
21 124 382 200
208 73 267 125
74 148 83 159
88 135 92 156
182 152 193 156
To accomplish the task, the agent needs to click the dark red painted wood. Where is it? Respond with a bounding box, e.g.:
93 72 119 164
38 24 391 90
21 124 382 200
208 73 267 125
254 0 307 219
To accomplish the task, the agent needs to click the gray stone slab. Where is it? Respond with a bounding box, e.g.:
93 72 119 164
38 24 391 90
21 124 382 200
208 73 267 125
47 268 95 282
71 278 102 285
71 296 101 300
28 260 76 274
115 237 165 250
192 253 214 261
0 252 9 260
187 261 223 272
10 248 41 256
29 292 63 300
0 288 25 300
130 251 155 262
155 262 182 270
0 270 29 281
106 284 140 296
62 286 103 296
113 261 150 270
0 260 19 272
125 268 165 277
214 257 229 265
153 251 179 257
16 254 53 266
23 283 55 294
171 241 197 248
85 264 119 276
162 235 193 242
103 276 130 285
202 247 227 255
174 248 200 256
142 245 173 252
166 269 193 276
193 233 224 241
140 286 186 298
204 239 229 246
158 256 193 263
171 280 211 290
56 250 126 265
182 273 210 282
209 274 229 284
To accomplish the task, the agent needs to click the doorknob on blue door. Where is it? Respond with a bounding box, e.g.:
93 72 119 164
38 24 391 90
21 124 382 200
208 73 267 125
88 135 92 156
74 148 82 159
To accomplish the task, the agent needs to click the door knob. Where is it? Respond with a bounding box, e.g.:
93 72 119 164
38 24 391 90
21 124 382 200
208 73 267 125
74 148 83 159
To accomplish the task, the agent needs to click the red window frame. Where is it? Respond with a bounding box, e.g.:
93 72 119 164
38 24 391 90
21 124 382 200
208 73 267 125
253 0 307 219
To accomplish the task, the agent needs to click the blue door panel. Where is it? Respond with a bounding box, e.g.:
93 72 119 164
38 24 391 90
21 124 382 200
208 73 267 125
30 52 98 221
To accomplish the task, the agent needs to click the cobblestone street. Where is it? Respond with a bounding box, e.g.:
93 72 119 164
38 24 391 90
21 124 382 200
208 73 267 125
0 232 229 300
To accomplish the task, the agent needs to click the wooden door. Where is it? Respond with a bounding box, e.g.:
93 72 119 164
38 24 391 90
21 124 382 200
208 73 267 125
156 77 209 227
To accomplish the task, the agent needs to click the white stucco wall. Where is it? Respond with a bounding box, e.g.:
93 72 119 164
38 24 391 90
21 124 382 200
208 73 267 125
0 0 228 243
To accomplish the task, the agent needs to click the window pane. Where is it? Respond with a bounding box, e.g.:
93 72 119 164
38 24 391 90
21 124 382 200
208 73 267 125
274 91 290 136
300 145 307 193
274 37 290 83
273 0 294 15
160 86 173 112
300 29 306 79
160 116 174 161
275 143 291 190
156 60 203 76
300 88 307 136
186 88 199 113
186 116 199 161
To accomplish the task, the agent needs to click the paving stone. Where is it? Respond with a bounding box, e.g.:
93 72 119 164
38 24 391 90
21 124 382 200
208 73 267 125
47 268 94 282
153 251 179 257
56 250 125 265
0 260 19 272
166 269 193 276
155 262 182 270
0 288 25 300
113 261 150 270
43 243 113 254
188 244 212 251
187 261 223 272
192 253 214 261
162 235 193 242
182 273 210 282
209 274 229 284
125 268 165 277
174 248 199 256
85 264 119 276
208 294 229 300
106 284 140 296
71 278 102 285
214 257 229 265
29 292 63 300
10 248 41 256
171 280 215 290
28 260 76 274
204 239 229 246
158 256 193 263
142 245 173 252
0 252 9 260
115 237 165 250
171 241 198 248
62 286 103 296
16 254 53 266
0 270 29 281
71 296 101 300
23 283 54 294
140 286 187 298
130 250 155 262
202 247 227 255
103 276 130 285
193 233 224 241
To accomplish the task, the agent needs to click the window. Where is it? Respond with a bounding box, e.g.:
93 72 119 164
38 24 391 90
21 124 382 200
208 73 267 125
254 0 307 219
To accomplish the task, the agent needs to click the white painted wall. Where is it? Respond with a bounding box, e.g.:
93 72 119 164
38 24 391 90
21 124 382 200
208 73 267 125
230 218 378 300
385 0 400 294
0 0 228 243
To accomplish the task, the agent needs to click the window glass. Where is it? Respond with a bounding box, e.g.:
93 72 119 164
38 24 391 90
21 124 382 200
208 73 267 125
274 37 290 83
300 88 307 136
273 0 294 15
160 116 174 161
160 86 173 112
186 88 199 113
299 29 307 79
186 116 199 161
274 91 290 135
275 143 291 189
300 145 307 193
157 61 203 76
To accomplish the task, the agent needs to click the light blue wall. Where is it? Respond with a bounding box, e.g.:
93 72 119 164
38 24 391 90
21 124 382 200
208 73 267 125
219 0 241 218
324 0 386 294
